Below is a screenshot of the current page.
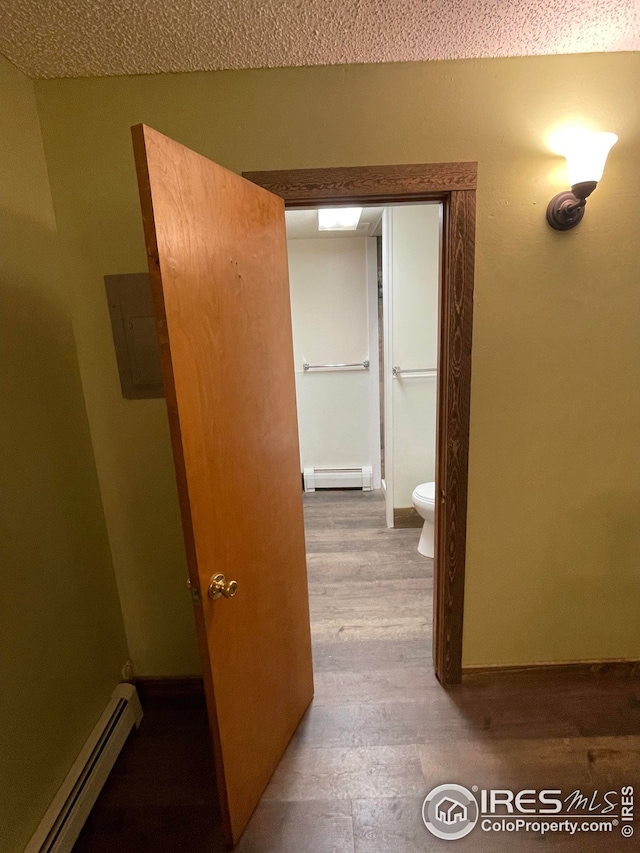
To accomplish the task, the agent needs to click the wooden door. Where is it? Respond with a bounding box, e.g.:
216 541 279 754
131 124 314 846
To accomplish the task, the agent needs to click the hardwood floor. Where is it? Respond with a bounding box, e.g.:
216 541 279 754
74 491 639 852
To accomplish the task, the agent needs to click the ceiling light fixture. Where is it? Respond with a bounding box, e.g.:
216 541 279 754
546 130 617 231
318 207 363 231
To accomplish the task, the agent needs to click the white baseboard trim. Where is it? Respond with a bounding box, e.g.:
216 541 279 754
25 683 143 853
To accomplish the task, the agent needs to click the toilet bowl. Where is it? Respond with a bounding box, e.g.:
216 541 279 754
412 482 436 558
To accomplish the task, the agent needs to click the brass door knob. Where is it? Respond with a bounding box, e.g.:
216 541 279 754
208 573 238 600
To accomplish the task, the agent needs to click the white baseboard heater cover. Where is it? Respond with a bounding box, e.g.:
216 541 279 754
304 466 373 492
25 683 143 853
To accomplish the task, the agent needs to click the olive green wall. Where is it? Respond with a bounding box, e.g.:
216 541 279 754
33 52 640 674
0 56 129 853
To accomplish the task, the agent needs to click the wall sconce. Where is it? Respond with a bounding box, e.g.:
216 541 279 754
546 131 617 231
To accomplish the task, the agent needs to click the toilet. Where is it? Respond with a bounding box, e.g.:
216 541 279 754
412 482 436 558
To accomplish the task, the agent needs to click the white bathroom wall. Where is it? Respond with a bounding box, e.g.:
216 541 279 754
365 238 382 489
288 237 379 475
387 204 441 509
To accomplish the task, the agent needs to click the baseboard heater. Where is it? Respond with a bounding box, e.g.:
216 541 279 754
303 465 373 492
25 683 143 853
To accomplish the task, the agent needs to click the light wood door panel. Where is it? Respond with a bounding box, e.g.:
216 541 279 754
131 124 314 846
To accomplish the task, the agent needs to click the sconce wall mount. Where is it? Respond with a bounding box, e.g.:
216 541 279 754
546 180 597 231
546 131 617 232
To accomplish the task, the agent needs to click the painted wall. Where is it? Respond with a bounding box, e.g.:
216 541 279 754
288 237 375 473
33 52 640 669
386 204 440 509
0 57 129 853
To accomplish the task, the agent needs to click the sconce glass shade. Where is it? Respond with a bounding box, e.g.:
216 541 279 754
555 131 618 186
546 130 618 231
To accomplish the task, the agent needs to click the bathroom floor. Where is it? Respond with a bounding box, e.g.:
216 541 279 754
73 491 639 853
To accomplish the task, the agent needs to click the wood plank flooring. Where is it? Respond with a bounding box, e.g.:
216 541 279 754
73 491 640 852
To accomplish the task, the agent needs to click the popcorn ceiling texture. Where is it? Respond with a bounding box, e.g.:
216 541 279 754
2 0 639 79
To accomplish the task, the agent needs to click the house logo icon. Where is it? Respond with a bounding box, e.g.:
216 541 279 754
436 796 468 824
422 784 479 840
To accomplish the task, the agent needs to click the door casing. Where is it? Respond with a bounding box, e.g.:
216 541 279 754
243 163 476 686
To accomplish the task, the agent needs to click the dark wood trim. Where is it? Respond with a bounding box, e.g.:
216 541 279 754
242 162 477 207
244 163 477 687
462 660 640 681
433 189 476 686
393 507 423 529
134 676 205 702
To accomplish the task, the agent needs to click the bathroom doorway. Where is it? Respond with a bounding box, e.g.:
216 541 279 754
244 163 476 687
284 202 441 540
282 201 442 709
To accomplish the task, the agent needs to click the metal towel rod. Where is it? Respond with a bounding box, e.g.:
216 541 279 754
392 366 437 378
303 360 370 372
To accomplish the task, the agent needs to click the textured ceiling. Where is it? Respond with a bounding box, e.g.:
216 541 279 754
1 0 638 79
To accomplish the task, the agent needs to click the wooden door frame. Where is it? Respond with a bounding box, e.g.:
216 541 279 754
244 163 476 686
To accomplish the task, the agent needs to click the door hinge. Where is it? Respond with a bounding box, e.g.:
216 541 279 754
186 577 202 605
